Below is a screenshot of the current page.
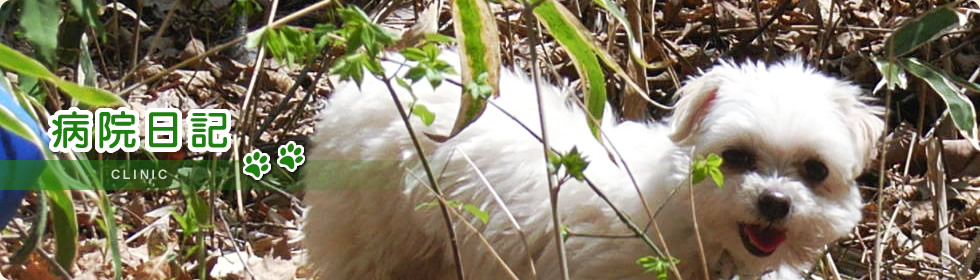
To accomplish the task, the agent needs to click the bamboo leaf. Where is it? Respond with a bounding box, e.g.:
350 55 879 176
900 58 979 149
884 6 966 58
45 188 79 270
19 0 59 66
533 0 607 139
0 107 39 147
450 0 501 136
0 43 125 107
873 58 907 93
592 0 648 67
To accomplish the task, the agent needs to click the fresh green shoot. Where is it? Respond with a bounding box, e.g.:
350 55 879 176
560 224 570 242
401 44 456 88
323 6 399 87
548 147 590 182
465 72 494 101
691 153 724 188
263 26 321 66
635 256 679 280
411 104 436 126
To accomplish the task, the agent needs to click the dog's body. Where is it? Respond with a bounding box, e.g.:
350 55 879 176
304 51 883 279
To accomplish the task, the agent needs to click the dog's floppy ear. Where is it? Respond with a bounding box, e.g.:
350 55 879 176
669 72 721 144
835 88 885 169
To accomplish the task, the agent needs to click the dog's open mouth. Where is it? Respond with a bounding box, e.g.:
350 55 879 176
738 223 786 257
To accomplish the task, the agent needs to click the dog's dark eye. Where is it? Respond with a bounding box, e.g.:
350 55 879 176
802 159 828 183
721 149 755 171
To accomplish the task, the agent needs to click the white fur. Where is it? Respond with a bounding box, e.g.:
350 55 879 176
303 52 883 279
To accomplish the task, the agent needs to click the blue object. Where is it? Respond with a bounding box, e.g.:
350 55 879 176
0 83 46 228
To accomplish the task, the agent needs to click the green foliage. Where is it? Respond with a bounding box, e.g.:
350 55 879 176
19 0 60 66
416 200 490 224
449 0 500 137
465 72 493 101
263 26 323 65
411 104 436 126
335 6 397 57
877 6 978 149
401 44 456 88
899 58 978 147
548 147 590 182
45 189 78 271
691 153 724 188
230 0 263 21
326 6 399 87
66 0 104 36
533 0 608 139
635 256 679 280
591 0 646 67
883 5 965 58
560 224 570 241
0 43 125 106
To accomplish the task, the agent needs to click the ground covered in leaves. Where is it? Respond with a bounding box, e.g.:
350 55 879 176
0 0 979 279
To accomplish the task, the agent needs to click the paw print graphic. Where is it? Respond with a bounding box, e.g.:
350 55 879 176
276 141 306 172
242 149 271 180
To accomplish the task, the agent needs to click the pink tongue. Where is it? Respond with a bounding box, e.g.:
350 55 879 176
746 224 786 253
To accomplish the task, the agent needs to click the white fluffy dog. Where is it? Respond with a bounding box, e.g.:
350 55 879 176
304 51 883 279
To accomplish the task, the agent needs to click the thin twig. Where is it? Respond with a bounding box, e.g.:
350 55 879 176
404 170 521 280
872 87 893 280
520 2 570 279
379 73 466 280
486 99 682 278
239 0 281 153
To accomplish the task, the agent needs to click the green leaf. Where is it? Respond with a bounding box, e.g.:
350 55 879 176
395 77 414 94
450 0 501 137
691 153 724 188
263 26 321 65
401 47 427 61
96 189 123 279
591 0 648 67
465 72 493 101
404 66 427 83
461 203 489 224
636 256 678 280
900 58 979 149
560 224 570 241
705 154 724 188
19 0 59 66
561 147 590 181
0 43 125 106
412 104 436 126
708 168 724 189
330 53 368 86
0 43 57 78
46 188 79 271
67 0 104 36
534 0 607 139
884 6 966 58
873 58 907 93
53 79 126 107
0 106 42 146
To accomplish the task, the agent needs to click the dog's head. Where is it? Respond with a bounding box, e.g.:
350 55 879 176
668 59 883 275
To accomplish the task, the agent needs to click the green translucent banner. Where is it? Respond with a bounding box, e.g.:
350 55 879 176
0 160 408 190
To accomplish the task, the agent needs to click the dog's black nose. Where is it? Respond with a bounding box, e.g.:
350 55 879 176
758 189 791 221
